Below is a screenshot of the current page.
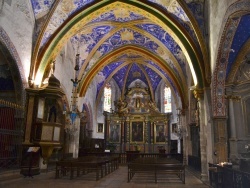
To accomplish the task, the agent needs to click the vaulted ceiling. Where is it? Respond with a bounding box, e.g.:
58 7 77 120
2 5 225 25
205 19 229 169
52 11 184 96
30 0 209 107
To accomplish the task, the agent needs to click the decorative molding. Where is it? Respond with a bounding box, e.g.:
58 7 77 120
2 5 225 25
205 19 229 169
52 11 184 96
0 27 26 105
227 39 250 84
225 95 241 101
193 88 204 100
212 0 250 117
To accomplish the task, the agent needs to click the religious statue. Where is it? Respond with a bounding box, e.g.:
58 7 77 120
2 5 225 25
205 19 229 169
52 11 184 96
148 100 160 113
114 98 128 116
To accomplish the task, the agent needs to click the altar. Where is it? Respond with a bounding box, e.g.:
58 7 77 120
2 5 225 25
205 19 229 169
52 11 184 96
104 85 171 153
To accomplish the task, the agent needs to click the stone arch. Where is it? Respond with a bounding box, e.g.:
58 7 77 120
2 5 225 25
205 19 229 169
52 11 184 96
0 27 26 105
212 0 250 117
31 0 206 92
80 45 187 108
86 103 93 134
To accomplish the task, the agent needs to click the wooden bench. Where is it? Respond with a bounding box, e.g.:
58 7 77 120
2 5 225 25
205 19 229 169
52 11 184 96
127 158 185 184
55 156 119 180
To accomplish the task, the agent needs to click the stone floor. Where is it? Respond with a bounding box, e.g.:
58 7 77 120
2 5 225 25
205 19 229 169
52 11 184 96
0 166 210 188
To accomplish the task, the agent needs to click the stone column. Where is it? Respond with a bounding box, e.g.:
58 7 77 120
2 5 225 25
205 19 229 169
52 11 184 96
182 110 187 165
226 95 241 163
68 116 80 158
228 96 236 139
177 110 183 154
194 89 208 181
74 117 80 158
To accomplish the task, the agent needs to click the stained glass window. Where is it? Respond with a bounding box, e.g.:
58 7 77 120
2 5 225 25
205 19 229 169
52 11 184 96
104 83 111 112
164 86 171 113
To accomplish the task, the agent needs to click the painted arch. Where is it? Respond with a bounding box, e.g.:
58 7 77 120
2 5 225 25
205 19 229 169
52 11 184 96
30 0 208 110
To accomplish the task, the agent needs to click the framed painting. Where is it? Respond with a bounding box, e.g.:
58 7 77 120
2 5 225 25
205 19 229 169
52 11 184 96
154 123 166 143
97 123 104 133
130 121 144 143
109 122 120 143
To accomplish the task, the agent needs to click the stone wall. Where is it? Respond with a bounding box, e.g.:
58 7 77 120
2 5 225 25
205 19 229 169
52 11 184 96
0 0 35 81
209 0 236 72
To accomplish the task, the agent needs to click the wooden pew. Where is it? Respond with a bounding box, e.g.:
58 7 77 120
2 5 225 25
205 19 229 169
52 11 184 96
127 157 185 184
55 156 120 180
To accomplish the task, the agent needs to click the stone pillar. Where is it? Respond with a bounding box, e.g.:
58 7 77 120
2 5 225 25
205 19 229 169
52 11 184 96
68 117 80 158
177 110 183 154
182 110 187 165
194 89 208 181
74 117 80 158
228 97 236 139
226 95 241 163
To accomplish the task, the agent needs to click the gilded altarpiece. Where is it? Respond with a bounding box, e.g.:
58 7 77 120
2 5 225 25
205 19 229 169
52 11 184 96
104 87 171 153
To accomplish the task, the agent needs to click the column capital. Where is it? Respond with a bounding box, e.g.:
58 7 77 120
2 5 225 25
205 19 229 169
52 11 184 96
193 88 204 100
225 95 241 101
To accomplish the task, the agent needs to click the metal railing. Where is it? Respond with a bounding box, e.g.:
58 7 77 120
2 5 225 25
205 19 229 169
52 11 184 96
0 100 25 173
209 163 250 188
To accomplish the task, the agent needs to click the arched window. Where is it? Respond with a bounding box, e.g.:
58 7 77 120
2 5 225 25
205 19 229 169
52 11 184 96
164 86 171 113
104 83 111 112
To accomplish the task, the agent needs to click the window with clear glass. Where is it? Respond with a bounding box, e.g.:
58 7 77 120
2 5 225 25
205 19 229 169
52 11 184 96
104 83 111 112
164 86 172 113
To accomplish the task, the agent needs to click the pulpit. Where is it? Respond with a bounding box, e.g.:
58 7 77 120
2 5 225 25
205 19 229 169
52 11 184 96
21 74 65 176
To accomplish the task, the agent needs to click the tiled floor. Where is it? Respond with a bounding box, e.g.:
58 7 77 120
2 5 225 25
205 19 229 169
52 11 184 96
1 166 210 188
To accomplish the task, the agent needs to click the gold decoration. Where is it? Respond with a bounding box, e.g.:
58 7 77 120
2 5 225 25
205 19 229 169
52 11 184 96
156 0 175 7
193 88 204 100
133 71 141 77
61 0 75 12
120 29 134 41
113 8 130 19
224 95 241 101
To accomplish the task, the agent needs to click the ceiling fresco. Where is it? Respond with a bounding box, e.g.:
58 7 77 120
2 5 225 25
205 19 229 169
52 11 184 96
30 0 211 107
112 64 129 91
31 0 195 47
96 60 123 95
125 63 149 89
227 14 250 77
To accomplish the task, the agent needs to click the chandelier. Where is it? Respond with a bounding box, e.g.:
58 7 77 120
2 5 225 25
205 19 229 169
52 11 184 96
63 52 81 139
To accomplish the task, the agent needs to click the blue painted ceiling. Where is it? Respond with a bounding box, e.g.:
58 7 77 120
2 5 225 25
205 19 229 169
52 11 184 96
30 1 250 100
227 15 250 77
